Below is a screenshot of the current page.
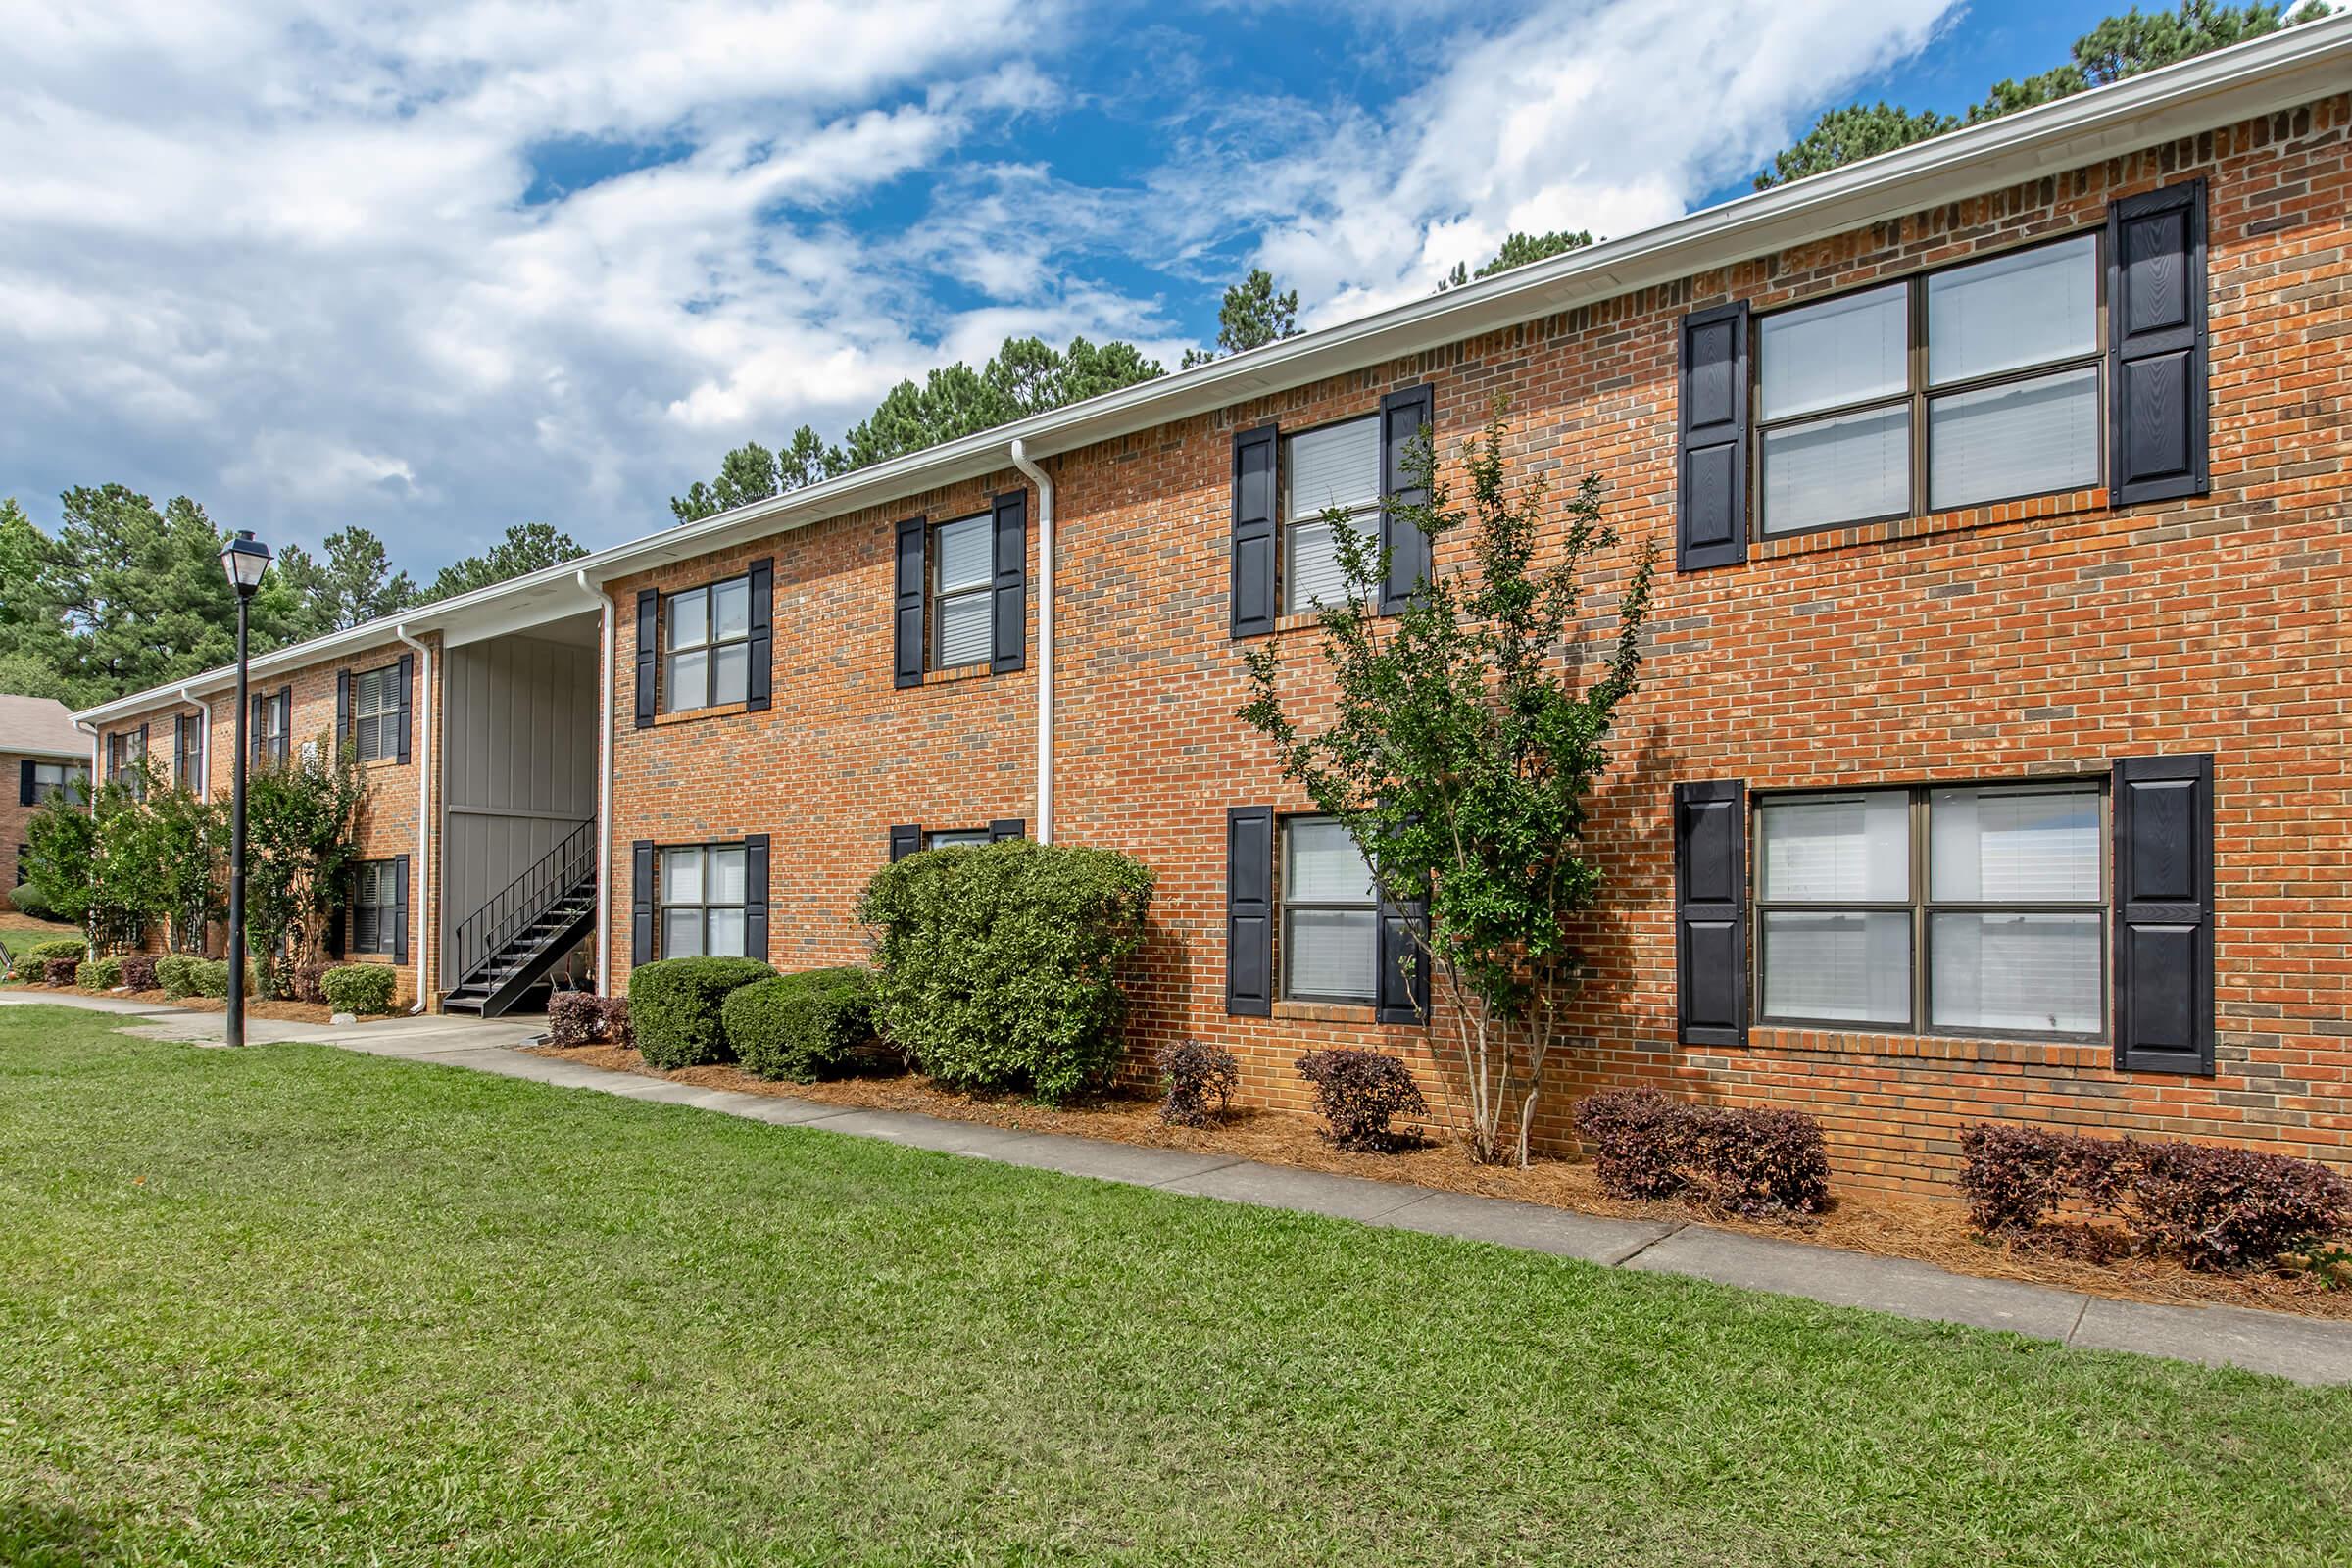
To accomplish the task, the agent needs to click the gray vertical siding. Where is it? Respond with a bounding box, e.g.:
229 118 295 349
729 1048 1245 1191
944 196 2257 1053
440 634 597 972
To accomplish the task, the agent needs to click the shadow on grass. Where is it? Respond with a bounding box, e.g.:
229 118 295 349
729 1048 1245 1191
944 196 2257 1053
0 1500 126 1567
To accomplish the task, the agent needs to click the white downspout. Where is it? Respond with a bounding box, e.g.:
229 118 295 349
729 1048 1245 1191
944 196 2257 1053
576 569 614 996
392 624 433 1013
1008 438 1054 845
176 684 214 801
76 720 99 796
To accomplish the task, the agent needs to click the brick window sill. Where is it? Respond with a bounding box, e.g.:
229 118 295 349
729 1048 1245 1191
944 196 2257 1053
1272 999 1381 1025
1742 1025 2110 1069
652 701 751 729
921 663 995 688
1751 487 2110 563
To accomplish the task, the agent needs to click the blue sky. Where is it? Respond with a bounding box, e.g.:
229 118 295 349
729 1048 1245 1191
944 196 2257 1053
0 0 2142 575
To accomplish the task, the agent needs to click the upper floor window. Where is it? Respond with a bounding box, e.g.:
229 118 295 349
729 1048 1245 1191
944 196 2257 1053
24 760 86 805
175 716 203 788
664 576 752 712
252 690 290 764
1280 815 1380 1005
660 843 748 958
929 514 993 672
1756 233 2101 537
352 665 400 761
1754 782 2104 1040
106 730 147 797
1282 416 1378 612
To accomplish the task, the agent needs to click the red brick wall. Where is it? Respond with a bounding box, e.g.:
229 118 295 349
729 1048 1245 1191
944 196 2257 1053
604 96 2352 1197
1 750 87 898
100 637 440 1004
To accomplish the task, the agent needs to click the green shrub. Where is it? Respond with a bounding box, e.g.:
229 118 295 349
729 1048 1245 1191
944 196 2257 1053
321 964 399 1015
76 956 125 992
724 967 879 1082
630 956 773 1069
187 958 258 1000
27 938 89 964
4 881 56 921
155 954 199 998
858 839 1153 1104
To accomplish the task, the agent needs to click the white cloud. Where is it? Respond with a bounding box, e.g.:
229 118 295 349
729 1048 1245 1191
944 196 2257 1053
0 0 1960 571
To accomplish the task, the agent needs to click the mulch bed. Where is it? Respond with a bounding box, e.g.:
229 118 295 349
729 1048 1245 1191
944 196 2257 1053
526 1041 2352 1321
0 980 355 1025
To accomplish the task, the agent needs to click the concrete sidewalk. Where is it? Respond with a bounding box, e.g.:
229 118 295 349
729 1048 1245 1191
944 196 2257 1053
9 990 2350 1386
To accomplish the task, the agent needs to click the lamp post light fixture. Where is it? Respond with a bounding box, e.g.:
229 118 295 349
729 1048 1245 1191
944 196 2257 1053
220 529 271 1048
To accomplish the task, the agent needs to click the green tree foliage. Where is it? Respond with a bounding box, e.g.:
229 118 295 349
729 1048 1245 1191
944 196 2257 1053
21 773 103 937
1181 269 1301 368
1439 230 1597 291
1238 400 1657 1166
1758 2 2327 189
276 526 417 631
423 522 589 602
239 731 367 996
670 336 1165 524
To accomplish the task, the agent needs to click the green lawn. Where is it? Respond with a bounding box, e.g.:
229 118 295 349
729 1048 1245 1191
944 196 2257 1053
2 1005 2346 1567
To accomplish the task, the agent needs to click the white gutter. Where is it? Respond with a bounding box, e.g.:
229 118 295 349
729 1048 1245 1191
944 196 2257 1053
1007 440 1054 845
68 17 2352 736
392 624 434 1014
575 568 614 996
75 720 98 805
176 684 213 801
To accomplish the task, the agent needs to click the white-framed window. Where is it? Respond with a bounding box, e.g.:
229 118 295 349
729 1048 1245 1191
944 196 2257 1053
930 514 993 671
106 730 147 798
175 719 204 789
351 859 400 956
352 665 400 761
659 844 749 958
1756 232 2102 537
30 760 87 803
926 828 992 850
1279 815 1380 1004
1282 416 1379 613
663 576 753 712
1753 782 2105 1039
253 692 290 763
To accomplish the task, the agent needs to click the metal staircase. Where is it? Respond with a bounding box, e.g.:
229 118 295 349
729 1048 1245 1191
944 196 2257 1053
443 819 596 1017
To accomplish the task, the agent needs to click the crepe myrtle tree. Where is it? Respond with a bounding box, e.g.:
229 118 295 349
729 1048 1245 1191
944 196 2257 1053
1239 399 1656 1166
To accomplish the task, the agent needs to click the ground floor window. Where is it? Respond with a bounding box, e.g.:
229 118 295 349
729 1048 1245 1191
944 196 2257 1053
28 761 86 803
1280 815 1380 1004
660 844 748 957
925 828 993 850
351 859 401 956
1754 781 2104 1039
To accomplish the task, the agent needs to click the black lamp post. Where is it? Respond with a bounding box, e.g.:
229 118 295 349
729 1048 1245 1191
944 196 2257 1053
220 529 271 1047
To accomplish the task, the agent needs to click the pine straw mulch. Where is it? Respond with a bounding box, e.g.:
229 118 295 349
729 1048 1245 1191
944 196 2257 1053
0 980 351 1025
527 1042 2352 1321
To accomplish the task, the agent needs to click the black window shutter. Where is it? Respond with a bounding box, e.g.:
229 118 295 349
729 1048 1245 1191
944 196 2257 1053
991 489 1028 674
2112 754 2215 1075
2109 178 2209 505
249 696 263 762
276 687 291 761
392 854 411 967
1674 779 1747 1046
894 516 926 689
138 722 148 776
19 760 34 806
394 653 414 764
1378 384 1436 613
631 840 655 966
335 669 352 753
888 824 922 862
634 589 660 728
743 833 770 963
746 557 774 711
1230 422 1278 638
326 872 348 959
1226 806 1274 1016
1677 302 1750 571
988 818 1025 843
1375 879 1430 1025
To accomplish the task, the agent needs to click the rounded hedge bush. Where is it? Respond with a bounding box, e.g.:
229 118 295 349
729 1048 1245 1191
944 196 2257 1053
630 956 774 1069
723 967 878 1082
27 938 89 964
321 964 399 1015
4 881 56 921
155 954 199 999
858 839 1152 1104
187 959 260 1000
75 956 124 992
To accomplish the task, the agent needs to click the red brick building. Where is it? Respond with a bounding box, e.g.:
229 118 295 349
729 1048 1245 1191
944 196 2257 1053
2 694 90 899
75 24 2352 1192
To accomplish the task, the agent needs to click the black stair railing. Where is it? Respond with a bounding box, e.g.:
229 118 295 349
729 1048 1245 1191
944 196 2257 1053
449 819 596 993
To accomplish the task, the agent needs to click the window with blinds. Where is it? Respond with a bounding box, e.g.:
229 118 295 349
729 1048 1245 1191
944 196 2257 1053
352 665 399 760
351 858 399 956
928 514 994 671
1283 416 1379 613
1280 815 1379 1004
1754 782 2105 1040
1756 232 2102 537
659 844 748 958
